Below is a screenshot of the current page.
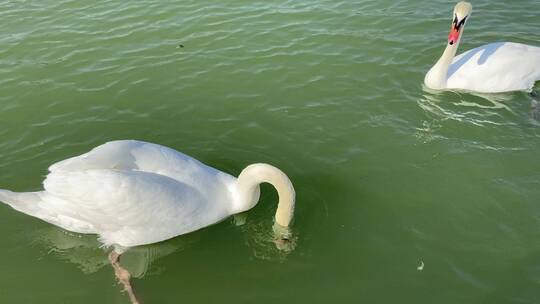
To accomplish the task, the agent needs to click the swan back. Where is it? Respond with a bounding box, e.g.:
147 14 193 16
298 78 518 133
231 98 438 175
447 42 540 92
49 140 237 200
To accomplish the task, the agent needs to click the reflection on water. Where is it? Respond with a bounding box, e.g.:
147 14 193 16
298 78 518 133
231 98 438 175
28 227 197 278
418 88 540 129
28 215 297 276
418 88 517 125
530 92 540 124
235 214 297 262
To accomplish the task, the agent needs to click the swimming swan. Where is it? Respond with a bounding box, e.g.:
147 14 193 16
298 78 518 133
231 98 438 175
424 1 540 93
0 140 295 303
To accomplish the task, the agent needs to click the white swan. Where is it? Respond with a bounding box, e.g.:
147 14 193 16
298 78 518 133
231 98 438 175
424 1 540 93
0 140 295 303
0 140 295 247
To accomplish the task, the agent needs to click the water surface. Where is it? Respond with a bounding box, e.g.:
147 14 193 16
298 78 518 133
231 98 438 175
1 0 540 303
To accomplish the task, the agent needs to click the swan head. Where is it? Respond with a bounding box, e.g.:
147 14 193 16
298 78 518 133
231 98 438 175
234 163 295 228
448 2 472 46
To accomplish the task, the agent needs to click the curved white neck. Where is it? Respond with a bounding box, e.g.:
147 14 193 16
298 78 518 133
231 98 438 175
233 163 295 227
425 41 460 89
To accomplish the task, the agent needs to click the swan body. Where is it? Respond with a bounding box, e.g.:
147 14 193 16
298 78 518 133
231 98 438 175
0 140 295 248
424 2 540 93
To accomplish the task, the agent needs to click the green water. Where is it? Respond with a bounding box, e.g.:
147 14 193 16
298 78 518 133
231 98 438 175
1 0 540 303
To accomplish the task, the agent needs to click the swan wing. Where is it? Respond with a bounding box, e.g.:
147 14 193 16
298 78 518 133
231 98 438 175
49 140 204 174
48 140 232 190
42 169 231 247
0 189 97 234
447 42 540 92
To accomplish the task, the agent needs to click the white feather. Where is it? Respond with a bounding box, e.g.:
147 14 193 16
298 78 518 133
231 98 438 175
0 141 243 247
446 42 540 93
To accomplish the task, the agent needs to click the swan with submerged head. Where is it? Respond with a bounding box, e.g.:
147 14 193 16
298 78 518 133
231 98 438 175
425 1 540 93
0 140 295 303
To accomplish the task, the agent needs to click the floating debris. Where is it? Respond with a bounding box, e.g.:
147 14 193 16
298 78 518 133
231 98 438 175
417 260 424 271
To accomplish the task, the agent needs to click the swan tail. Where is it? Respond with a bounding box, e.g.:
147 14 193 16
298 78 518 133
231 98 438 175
0 189 96 234
0 189 46 217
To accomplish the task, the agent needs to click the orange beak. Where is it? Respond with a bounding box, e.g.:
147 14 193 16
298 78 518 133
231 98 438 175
448 26 460 45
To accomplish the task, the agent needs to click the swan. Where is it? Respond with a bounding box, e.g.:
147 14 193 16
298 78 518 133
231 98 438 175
424 1 540 93
0 140 295 303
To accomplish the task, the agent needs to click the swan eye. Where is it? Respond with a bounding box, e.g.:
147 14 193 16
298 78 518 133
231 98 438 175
453 15 458 25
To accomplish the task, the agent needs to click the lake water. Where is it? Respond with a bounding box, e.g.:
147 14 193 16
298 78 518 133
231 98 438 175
1 0 540 303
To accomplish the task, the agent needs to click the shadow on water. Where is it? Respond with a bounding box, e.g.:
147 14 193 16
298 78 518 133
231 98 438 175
25 216 299 303
26 197 305 271
27 227 198 278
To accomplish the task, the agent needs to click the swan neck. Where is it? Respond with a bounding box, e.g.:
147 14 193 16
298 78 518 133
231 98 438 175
235 163 295 227
426 42 460 89
440 42 459 69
